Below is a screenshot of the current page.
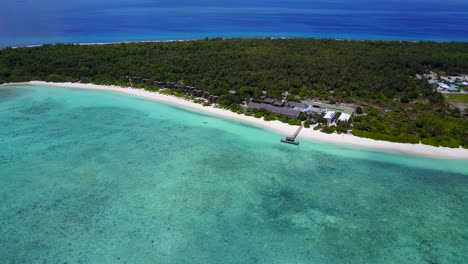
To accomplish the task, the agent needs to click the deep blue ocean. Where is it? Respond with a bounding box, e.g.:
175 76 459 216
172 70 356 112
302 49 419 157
1 0 468 47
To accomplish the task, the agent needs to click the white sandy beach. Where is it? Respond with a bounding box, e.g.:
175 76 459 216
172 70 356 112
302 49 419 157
2 81 468 160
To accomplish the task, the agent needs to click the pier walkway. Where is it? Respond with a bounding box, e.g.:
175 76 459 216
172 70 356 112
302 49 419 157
280 123 304 145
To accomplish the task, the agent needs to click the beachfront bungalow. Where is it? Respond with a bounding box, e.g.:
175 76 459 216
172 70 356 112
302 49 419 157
209 95 219 103
186 86 195 93
203 91 210 99
153 81 164 87
165 82 176 89
337 113 351 122
324 111 337 124
247 102 301 118
194 90 203 97
192 89 202 97
263 98 275 104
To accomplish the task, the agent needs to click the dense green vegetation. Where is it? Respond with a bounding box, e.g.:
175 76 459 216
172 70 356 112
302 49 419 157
0 38 467 148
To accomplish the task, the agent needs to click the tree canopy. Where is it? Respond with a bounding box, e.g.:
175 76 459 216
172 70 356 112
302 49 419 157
1 38 467 147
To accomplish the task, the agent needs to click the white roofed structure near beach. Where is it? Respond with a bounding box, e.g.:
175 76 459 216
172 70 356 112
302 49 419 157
324 111 335 118
324 111 336 123
338 113 351 122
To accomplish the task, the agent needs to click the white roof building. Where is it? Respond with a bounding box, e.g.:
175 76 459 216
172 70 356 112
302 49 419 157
338 113 351 122
437 82 451 90
324 111 336 123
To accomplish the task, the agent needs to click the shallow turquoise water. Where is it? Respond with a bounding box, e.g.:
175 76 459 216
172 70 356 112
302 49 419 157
0 85 467 263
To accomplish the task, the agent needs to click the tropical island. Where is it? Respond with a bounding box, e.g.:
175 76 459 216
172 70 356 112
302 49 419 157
1 38 467 148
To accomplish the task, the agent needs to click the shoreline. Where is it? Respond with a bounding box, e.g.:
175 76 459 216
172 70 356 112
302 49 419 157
2 81 468 160
2 36 466 50
4 39 197 50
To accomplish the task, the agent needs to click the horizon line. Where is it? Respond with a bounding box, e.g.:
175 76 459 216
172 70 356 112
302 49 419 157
2 36 468 50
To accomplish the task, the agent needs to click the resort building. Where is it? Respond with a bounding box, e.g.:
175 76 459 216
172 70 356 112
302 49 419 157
286 101 309 111
153 81 164 87
324 111 337 123
247 102 301 118
273 100 284 107
437 82 450 89
305 105 324 114
208 95 219 103
263 98 275 104
338 113 351 122
192 89 203 97
441 76 463 84
437 82 459 92
423 71 438 83
185 86 195 93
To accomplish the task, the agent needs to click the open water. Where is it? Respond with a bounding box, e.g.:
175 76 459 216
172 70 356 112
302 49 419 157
1 0 468 47
0 85 467 263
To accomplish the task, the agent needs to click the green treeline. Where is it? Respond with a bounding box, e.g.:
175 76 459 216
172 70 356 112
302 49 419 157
0 38 467 148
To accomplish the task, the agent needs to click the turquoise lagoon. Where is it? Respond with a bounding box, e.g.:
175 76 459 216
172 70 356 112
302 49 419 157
0 85 467 263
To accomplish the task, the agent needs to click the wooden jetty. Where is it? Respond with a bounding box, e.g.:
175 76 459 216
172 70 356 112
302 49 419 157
281 124 303 145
